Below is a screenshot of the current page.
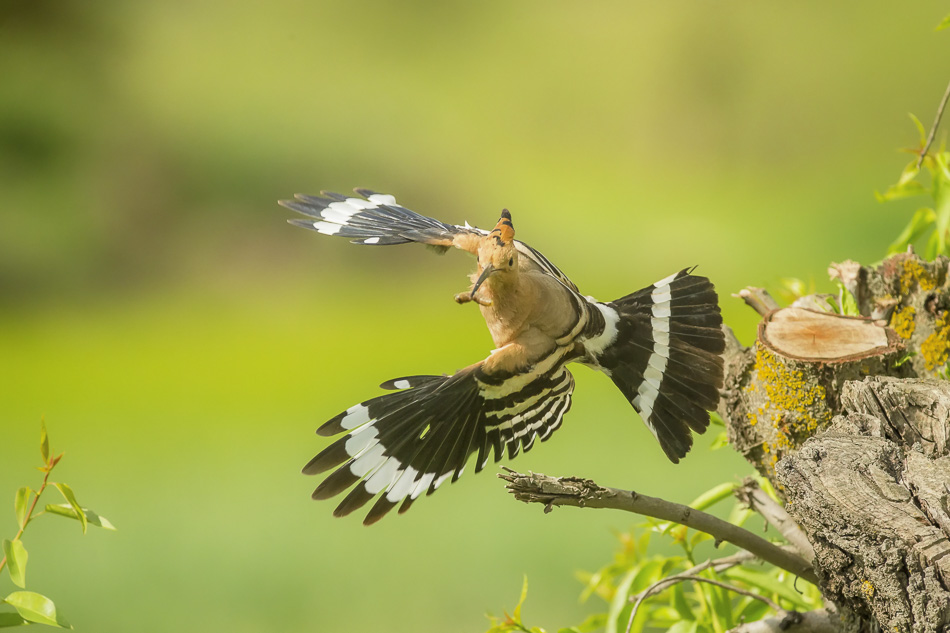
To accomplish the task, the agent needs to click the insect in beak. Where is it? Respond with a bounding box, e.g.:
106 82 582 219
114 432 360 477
470 263 496 299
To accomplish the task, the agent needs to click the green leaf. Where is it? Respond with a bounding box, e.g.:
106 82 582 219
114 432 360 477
45 505 115 531
734 596 771 624
13 489 31 531
887 207 936 255
605 567 638 633
52 485 86 534
558 614 605 633
727 503 755 527
709 432 729 451
756 476 780 503
643 605 680 625
723 567 812 610
666 622 698 633
925 229 941 260
512 576 529 623
937 12 950 30
39 422 49 465
897 158 921 187
836 283 860 317
937 151 950 183
689 530 714 548
933 156 950 257
704 570 733 630
670 582 694 621
688 483 735 511
608 559 667 633
0 612 27 628
2 592 70 628
778 277 808 300
909 113 928 146
1 541 27 589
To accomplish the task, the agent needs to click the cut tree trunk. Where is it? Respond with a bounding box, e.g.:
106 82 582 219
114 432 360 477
721 306 907 481
719 252 950 633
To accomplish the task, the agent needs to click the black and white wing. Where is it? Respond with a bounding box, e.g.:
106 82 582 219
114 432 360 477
302 356 575 525
280 189 578 291
280 189 466 248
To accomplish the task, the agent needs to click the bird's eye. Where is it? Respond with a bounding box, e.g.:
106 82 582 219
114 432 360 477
508 257 514 267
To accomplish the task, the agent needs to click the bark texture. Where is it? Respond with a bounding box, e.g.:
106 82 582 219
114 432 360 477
719 252 950 633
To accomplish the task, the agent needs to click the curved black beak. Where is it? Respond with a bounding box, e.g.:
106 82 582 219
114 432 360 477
470 263 496 298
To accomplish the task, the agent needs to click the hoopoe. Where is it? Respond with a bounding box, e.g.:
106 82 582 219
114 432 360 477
281 189 725 525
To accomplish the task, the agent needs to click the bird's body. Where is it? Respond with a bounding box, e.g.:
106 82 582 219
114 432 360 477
281 190 725 525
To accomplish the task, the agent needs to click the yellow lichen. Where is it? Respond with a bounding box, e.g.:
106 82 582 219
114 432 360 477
889 305 916 339
861 580 875 598
745 345 832 474
899 258 936 295
922 311 950 372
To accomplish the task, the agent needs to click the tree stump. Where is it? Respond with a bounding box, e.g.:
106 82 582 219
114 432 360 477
718 251 950 632
778 378 950 633
721 307 905 479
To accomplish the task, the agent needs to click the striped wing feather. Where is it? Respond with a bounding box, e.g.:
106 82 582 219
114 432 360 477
280 189 577 290
303 360 575 525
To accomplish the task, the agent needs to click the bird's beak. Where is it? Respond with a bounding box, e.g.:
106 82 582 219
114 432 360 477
471 263 496 298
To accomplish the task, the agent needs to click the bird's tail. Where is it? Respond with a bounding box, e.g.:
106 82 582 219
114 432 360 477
595 269 724 462
279 189 461 249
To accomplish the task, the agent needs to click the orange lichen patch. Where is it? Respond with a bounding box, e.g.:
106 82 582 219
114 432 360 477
889 305 917 339
899 258 936 295
921 311 950 371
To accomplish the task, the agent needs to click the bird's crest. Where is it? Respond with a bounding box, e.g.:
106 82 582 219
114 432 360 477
490 210 515 246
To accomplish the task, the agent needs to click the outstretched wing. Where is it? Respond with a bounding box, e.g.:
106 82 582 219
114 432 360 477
303 352 575 525
280 189 578 290
280 189 473 250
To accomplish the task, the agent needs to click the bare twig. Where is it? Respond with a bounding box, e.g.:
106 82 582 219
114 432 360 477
677 550 757 576
728 609 840 633
499 469 819 585
916 77 950 169
735 287 780 317
627 546 803 605
626 574 786 633
735 478 816 565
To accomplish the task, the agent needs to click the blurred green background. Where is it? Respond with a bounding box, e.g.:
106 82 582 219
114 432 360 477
1 2 947 631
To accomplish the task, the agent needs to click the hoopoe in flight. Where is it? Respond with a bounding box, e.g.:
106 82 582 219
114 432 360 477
281 189 725 525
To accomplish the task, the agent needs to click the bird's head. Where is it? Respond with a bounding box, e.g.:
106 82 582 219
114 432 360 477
472 210 519 298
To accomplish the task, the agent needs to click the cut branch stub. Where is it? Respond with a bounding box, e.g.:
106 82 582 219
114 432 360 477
722 308 906 482
758 308 899 363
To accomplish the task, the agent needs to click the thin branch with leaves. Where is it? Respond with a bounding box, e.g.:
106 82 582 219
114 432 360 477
0 422 115 629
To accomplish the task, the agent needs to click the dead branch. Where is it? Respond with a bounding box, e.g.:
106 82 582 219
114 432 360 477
727 609 841 633
735 478 816 565
735 287 781 317
498 468 818 585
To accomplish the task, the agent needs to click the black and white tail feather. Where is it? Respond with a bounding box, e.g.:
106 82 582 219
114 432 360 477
591 271 724 462
284 190 724 524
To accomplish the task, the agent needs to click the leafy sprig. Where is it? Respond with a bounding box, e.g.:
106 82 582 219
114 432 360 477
0 422 115 629
879 116 950 259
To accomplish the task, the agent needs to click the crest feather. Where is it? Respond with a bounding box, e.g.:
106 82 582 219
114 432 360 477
490 209 515 244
